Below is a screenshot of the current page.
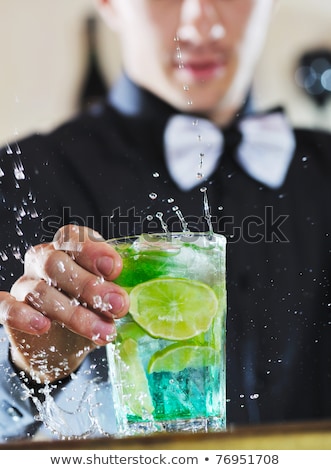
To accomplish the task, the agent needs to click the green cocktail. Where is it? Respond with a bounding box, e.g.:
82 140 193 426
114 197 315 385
106 232 226 436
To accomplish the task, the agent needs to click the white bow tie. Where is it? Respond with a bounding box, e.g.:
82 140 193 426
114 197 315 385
164 111 296 191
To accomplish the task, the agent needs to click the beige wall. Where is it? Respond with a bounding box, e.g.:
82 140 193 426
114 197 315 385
1 0 331 147
0 0 121 146
253 0 331 130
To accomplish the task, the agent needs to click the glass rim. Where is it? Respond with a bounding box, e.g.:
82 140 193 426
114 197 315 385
107 232 226 245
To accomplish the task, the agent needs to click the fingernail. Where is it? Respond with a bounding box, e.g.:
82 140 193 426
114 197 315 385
96 256 114 277
30 314 49 332
92 321 116 344
103 293 125 314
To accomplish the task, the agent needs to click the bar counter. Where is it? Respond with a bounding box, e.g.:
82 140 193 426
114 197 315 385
1 419 331 450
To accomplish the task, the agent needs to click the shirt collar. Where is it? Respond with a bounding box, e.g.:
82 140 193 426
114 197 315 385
108 74 177 120
108 73 253 124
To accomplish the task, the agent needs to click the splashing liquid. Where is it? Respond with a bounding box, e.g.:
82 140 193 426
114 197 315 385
172 205 190 232
200 187 214 235
156 211 169 233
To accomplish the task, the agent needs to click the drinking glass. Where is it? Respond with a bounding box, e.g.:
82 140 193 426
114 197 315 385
106 232 226 436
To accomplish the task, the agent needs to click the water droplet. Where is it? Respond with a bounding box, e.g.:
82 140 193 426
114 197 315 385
12 246 23 261
0 251 8 261
183 84 189 91
93 295 102 309
167 198 174 203
30 208 39 219
149 192 157 200
152 172 160 178
250 393 259 400
106 333 116 342
54 301 65 312
13 159 25 180
147 214 153 221
57 261 66 273
187 100 193 106
28 191 36 202
15 226 24 236
18 206 26 218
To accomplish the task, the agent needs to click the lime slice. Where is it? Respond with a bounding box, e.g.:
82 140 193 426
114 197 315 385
129 278 219 340
118 338 154 417
117 321 147 341
148 343 218 373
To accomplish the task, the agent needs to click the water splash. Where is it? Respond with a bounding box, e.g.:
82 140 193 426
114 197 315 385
6 144 13 155
155 212 169 233
200 187 213 235
29 382 101 439
197 152 205 180
13 158 25 180
172 206 189 232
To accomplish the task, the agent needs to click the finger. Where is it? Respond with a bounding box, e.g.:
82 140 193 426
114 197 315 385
23 279 117 345
52 225 123 281
24 247 129 318
0 291 51 335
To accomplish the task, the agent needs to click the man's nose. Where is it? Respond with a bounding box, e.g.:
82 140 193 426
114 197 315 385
177 0 226 44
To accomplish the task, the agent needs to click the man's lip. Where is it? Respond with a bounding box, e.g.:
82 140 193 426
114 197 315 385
176 60 225 80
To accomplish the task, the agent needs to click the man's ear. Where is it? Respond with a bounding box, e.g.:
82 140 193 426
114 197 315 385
94 0 119 31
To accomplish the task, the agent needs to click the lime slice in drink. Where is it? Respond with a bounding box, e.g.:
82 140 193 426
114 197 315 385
118 338 154 417
129 278 219 340
117 320 147 342
148 343 218 373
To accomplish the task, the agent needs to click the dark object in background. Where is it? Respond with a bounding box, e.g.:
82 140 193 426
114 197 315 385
295 49 331 107
79 16 108 110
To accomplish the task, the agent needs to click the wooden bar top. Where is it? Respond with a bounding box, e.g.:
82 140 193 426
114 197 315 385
1 419 331 450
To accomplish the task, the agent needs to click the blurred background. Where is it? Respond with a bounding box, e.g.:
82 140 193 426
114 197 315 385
1 0 331 146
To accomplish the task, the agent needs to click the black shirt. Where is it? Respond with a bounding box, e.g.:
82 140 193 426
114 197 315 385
1 75 331 426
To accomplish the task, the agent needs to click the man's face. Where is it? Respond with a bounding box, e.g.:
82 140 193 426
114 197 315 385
104 0 274 124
